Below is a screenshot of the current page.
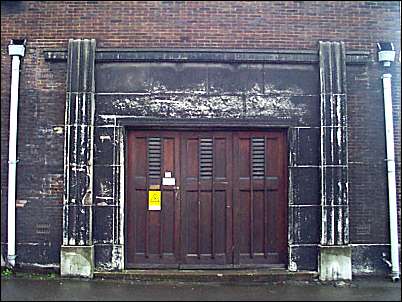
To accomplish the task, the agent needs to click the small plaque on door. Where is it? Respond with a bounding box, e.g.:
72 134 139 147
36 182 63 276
163 171 175 186
148 191 161 211
162 177 175 186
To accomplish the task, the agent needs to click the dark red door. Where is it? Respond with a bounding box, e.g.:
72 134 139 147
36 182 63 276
126 130 287 269
126 131 181 268
180 132 233 268
233 131 288 267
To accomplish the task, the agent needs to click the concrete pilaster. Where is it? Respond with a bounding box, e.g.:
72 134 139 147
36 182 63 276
319 41 351 281
61 39 96 278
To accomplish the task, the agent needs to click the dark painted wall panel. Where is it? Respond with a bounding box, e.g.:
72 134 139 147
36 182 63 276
289 167 320 206
93 206 114 244
207 64 265 94
290 245 318 271
94 244 113 270
92 60 321 271
289 127 320 166
96 63 151 93
290 206 320 244
263 64 320 96
95 94 319 126
149 63 209 94
93 127 116 166
93 165 115 205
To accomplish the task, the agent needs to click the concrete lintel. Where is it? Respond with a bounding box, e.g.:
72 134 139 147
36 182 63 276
43 48 370 64
60 245 94 278
319 245 352 281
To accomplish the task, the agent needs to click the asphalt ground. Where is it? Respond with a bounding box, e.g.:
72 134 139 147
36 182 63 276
1 274 401 301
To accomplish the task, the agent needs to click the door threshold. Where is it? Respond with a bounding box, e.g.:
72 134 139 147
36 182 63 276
94 269 318 283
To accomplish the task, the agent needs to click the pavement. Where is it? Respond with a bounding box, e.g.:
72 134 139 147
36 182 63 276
1 273 401 301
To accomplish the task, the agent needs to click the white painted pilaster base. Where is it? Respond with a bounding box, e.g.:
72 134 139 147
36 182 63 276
319 245 352 281
61 245 94 278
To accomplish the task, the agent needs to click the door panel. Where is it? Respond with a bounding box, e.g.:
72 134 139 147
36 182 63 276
233 131 287 267
180 132 233 268
126 131 181 268
126 129 287 269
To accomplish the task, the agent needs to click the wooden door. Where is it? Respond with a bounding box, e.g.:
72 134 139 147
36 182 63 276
126 129 287 269
126 131 181 268
233 131 288 267
180 132 233 268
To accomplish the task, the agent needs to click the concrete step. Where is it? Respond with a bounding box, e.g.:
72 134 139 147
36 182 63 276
94 269 319 283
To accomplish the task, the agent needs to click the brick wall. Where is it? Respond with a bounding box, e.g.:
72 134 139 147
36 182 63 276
1 1 400 50
1 1 400 268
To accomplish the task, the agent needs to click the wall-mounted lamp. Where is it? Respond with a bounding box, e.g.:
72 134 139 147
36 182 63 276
377 42 395 67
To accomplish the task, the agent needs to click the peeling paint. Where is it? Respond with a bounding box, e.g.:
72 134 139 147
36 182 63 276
352 265 375 274
61 45 353 273
263 83 304 96
53 126 64 134
99 135 111 142
70 165 86 172
289 260 298 272
119 127 125 253
151 81 207 95
111 84 306 119
63 39 96 249
111 245 123 270
319 41 349 247
18 262 60 269
95 245 123 271
97 72 311 271
99 181 112 196
82 190 92 205
246 94 306 118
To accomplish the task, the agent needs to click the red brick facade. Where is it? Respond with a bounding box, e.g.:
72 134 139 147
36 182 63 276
1 1 400 50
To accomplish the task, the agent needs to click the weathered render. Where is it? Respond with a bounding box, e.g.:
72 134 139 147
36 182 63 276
44 42 369 277
318 41 350 281
61 39 96 278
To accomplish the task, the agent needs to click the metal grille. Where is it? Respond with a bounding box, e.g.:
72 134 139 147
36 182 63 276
148 137 161 178
252 137 265 178
36 223 51 235
200 138 213 178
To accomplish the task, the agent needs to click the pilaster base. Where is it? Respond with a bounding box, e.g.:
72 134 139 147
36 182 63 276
319 245 352 281
61 245 94 278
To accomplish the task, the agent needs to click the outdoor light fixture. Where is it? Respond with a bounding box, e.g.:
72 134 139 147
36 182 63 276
377 42 396 67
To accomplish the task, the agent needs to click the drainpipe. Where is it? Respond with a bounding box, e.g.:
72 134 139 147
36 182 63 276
7 39 26 267
377 42 400 282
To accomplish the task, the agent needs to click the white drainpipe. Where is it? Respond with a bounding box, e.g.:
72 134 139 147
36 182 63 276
381 73 400 282
7 40 26 267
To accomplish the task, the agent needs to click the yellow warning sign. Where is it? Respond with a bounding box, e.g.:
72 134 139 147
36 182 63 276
148 191 161 211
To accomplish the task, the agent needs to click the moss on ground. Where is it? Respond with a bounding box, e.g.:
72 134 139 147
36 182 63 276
1 268 58 280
